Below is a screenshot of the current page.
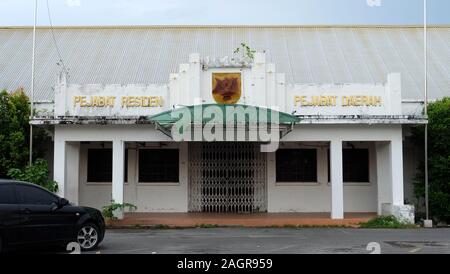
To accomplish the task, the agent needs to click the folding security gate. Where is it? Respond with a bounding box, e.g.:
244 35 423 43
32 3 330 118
189 143 267 213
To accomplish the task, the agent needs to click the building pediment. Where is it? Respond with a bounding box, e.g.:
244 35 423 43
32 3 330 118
35 52 425 125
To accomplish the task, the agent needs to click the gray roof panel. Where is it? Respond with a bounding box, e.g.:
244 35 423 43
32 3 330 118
0 26 448 101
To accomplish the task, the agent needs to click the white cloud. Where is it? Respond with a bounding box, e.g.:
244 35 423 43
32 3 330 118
366 0 382 7
66 0 81 7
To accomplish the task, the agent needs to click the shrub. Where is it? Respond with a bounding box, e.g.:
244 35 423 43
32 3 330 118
7 158 58 193
412 97 450 223
360 216 416 229
0 89 50 177
102 200 137 220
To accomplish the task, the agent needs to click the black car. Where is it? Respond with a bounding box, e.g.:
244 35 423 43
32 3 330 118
0 180 105 253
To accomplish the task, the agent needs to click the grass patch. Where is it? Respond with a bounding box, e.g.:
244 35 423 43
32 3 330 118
266 224 355 229
197 224 220 228
151 224 171 229
359 216 417 229
106 224 174 230
107 224 224 229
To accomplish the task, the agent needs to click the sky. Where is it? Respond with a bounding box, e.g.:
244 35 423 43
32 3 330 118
0 0 448 26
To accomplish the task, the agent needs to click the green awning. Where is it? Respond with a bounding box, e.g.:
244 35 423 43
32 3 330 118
146 104 300 139
146 104 299 126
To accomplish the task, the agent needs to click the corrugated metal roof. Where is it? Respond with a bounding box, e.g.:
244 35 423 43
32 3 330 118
0 26 449 101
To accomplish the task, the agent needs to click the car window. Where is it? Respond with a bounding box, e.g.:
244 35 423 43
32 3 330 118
0 184 16 204
16 184 58 205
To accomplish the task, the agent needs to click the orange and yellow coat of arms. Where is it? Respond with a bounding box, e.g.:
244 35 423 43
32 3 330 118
212 73 242 104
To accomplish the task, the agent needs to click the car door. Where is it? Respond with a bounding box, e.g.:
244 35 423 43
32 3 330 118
16 184 74 244
0 183 21 246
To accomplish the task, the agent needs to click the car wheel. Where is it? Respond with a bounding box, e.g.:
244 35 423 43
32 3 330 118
76 223 100 251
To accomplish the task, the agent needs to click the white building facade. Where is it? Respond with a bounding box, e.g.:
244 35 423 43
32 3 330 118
32 51 425 223
3 25 446 223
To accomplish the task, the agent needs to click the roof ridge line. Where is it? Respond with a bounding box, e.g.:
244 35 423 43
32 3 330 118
1 24 449 30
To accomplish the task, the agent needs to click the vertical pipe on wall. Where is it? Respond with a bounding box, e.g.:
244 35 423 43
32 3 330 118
29 0 37 165
424 0 430 221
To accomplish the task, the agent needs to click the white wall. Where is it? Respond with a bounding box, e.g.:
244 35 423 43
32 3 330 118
171 53 286 110
55 83 168 117
77 142 188 212
55 124 404 214
48 52 417 119
48 52 415 216
267 124 405 213
267 142 378 213
54 125 188 212
169 53 402 116
76 140 379 213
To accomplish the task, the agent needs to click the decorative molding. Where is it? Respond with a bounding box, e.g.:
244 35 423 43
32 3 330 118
201 56 253 70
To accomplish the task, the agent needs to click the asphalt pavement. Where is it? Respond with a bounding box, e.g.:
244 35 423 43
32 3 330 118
86 228 450 254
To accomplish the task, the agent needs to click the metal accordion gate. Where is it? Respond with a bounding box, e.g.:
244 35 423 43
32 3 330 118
189 142 267 213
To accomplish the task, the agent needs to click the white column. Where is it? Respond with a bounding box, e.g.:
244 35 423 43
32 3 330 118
276 73 286 112
179 142 189 212
127 148 137 206
266 63 276 108
178 64 190 106
376 137 405 214
266 152 276 213
53 135 66 198
330 139 344 219
376 142 392 214
390 137 404 206
65 142 80 205
189 53 201 104
112 140 125 219
251 52 267 107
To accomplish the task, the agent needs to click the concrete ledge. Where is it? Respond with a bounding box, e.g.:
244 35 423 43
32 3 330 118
382 204 415 224
30 115 428 126
30 116 152 125
296 115 427 125
424 219 433 228
106 212 377 228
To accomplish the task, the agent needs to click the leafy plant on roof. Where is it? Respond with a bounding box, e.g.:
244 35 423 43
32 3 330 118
234 43 256 61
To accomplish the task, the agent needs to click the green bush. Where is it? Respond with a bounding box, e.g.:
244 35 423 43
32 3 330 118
7 159 58 193
360 216 416 229
0 89 50 177
412 97 450 223
102 200 137 220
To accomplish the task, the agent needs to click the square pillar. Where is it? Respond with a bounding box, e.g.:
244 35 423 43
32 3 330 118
376 138 405 213
376 137 412 223
65 142 80 205
376 142 391 214
390 138 404 206
189 53 201 104
330 140 344 219
53 137 66 198
112 140 125 219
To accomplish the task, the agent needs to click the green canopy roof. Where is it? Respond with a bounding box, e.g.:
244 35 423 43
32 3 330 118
146 104 300 126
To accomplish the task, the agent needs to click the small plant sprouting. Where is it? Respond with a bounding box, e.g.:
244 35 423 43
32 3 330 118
234 43 256 61
102 200 137 220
